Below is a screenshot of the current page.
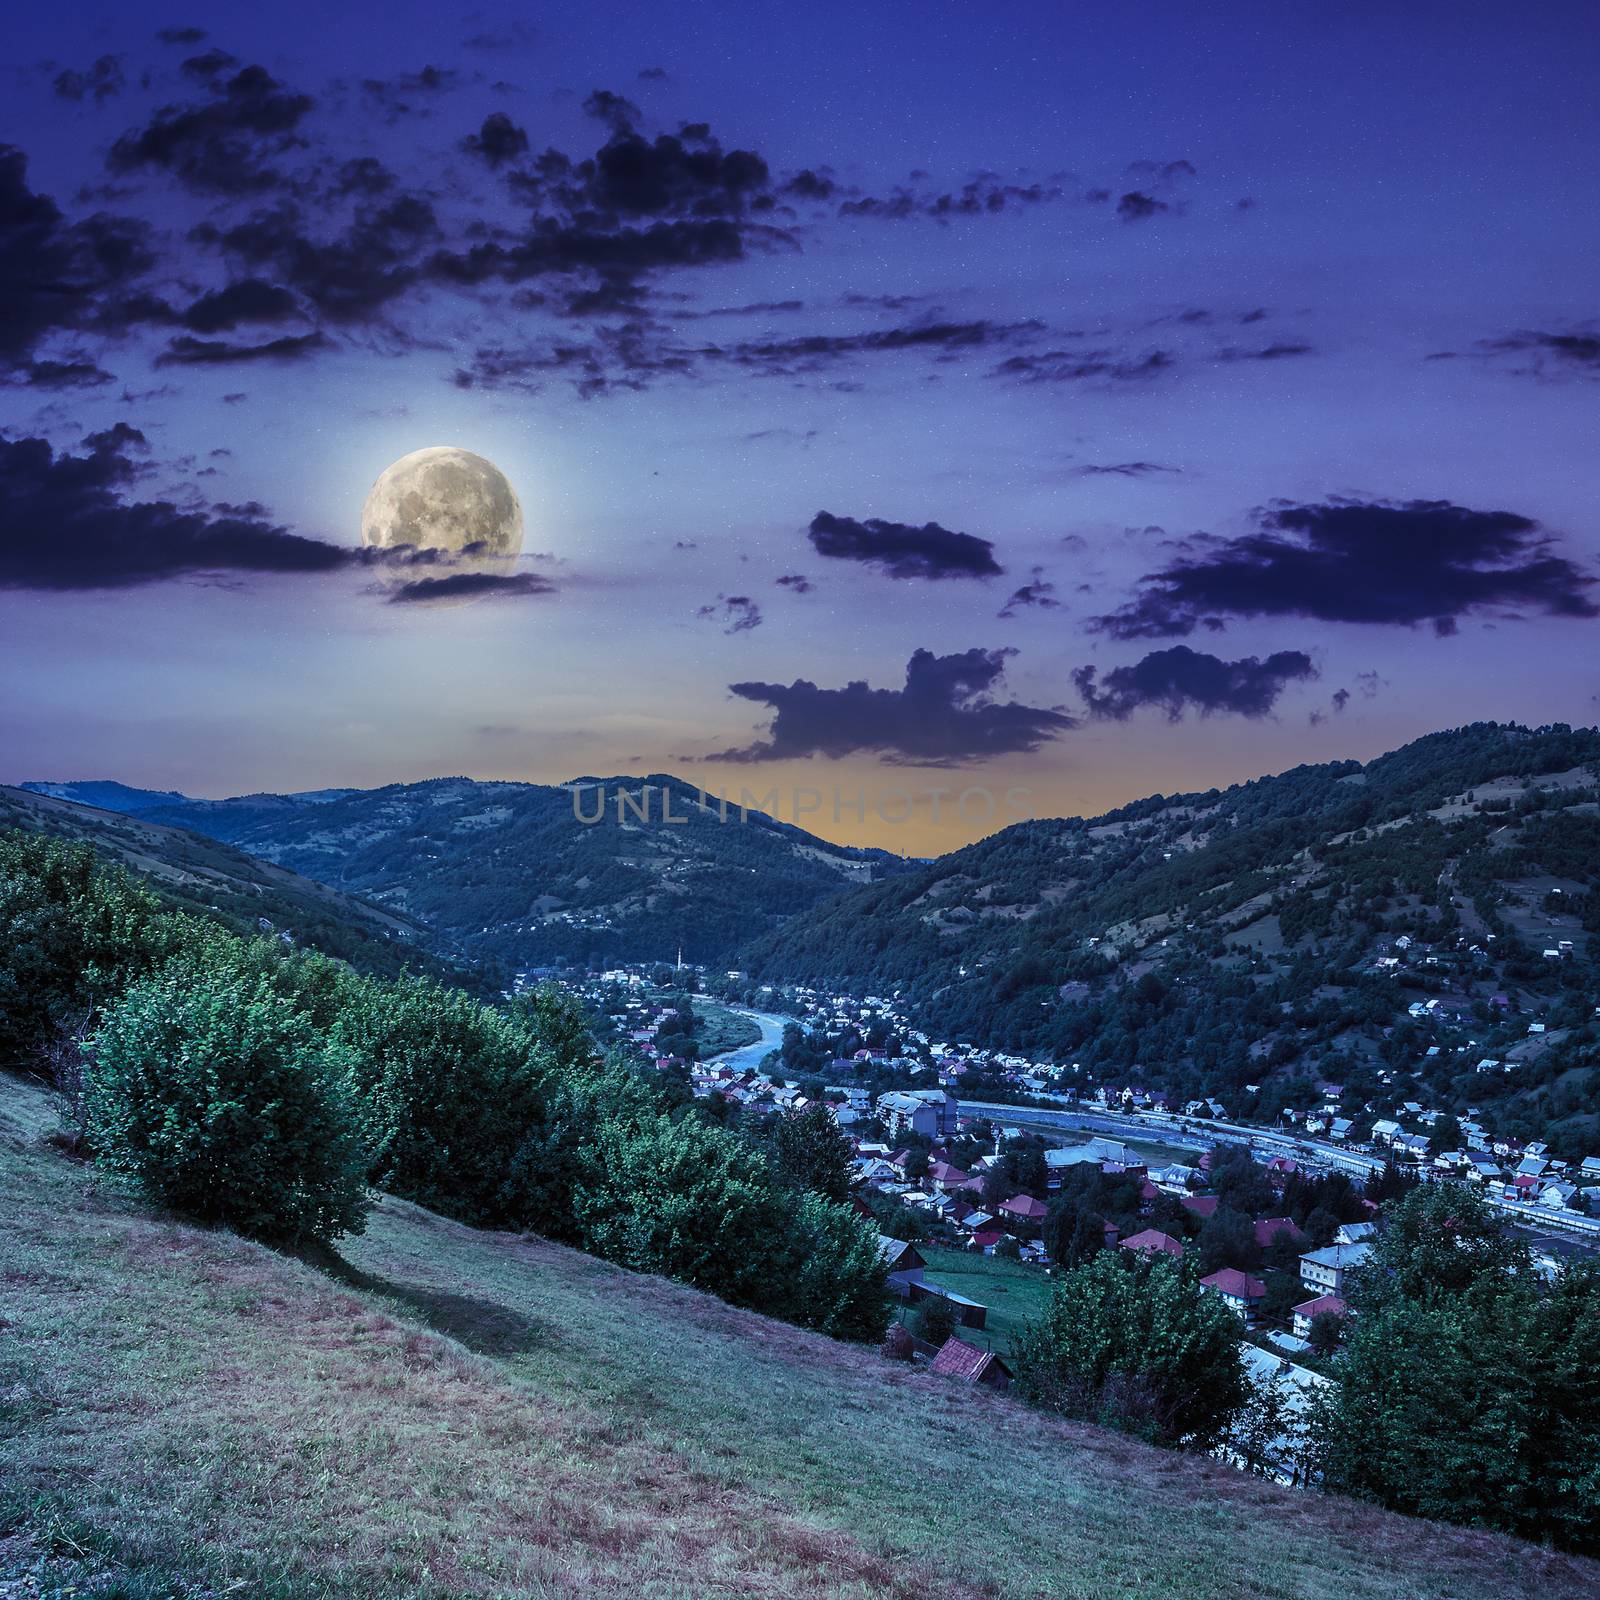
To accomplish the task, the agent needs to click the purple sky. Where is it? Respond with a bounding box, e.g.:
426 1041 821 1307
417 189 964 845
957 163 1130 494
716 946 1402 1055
3 0 1598 852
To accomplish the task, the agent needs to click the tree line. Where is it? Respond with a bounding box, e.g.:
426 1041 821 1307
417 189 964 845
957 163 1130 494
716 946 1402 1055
0 830 889 1343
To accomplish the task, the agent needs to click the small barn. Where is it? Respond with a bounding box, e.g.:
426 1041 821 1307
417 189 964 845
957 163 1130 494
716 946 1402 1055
930 1336 1012 1391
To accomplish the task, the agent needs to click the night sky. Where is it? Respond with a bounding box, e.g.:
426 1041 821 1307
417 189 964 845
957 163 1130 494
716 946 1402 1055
4 0 1598 854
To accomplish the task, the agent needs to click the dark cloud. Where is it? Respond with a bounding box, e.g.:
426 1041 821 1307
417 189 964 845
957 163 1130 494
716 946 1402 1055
156 330 325 364
0 145 154 369
994 347 1175 384
1116 191 1169 221
1440 326 1600 380
1096 498 1598 639
14 357 113 388
156 26 207 45
696 594 763 633
998 568 1061 618
179 49 239 84
583 89 642 133
708 318 1036 376
1073 645 1316 721
1331 687 1350 713
1073 461 1180 478
193 190 438 321
463 112 529 167
53 56 125 104
839 176 1065 220
775 573 814 594
387 570 558 604
361 66 457 118
0 428 356 589
808 510 1003 581
1216 341 1314 362
711 647 1075 764
178 277 301 332
637 67 670 83
107 64 314 194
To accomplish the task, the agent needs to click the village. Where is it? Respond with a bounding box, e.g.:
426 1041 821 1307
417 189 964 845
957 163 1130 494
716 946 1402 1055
542 950 1600 1231
514 953 1599 1479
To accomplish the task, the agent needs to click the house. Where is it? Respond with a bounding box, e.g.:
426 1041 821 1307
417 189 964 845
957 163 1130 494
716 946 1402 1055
1119 1229 1184 1260
1371 1119 1402 1144
1182 1193 1220 1220
1334 1221 1376 1246
971 1228 1006 1254
878 1236 926 1296
1291 1293 1348 1339
1200 1268 1267 1321
1300 1242 1372 1295
929 1336 1012 1390
1253 1217 1302 1249
926 1161 972 1194
998 1194 1048 1226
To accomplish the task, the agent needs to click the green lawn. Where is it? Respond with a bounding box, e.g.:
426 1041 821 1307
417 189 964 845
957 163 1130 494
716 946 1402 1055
5 1073 1596 1600
915 1244 1054 1357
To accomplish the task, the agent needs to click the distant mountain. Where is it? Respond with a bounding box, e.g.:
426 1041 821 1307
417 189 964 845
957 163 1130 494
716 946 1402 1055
69 773 910 968
0 786 472 986
20 780 196 815
20 781 358 813
742 723 1600 1156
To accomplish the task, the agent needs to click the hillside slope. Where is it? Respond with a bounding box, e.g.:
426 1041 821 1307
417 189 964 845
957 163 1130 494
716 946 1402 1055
3 1076 1595 1600
743 723 1600 1148
27 774 909 969
0 786 471 986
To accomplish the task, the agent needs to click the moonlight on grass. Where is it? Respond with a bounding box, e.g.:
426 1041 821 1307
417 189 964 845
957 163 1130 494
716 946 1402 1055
361 448 525 578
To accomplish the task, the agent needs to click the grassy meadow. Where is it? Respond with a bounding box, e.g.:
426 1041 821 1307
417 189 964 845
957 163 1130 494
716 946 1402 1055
3 1074 1595 1600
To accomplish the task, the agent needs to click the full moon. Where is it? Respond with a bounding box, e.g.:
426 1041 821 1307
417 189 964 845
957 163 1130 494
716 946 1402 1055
360 447 523 563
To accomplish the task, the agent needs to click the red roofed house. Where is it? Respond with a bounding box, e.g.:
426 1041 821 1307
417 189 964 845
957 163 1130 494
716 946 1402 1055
1200 1267 1267 1321
971 1228 1006 1253
999 1194 1048 1225
929 1335 1012 1390
1292 1293 1348 1339
1253 1217 1303 1249
1119 1228 1184 1260
927 1161 971 1193
1182 1193 1219 1220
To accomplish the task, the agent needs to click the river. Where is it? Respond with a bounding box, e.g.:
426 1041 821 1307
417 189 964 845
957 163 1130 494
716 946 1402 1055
709 1008 789 1072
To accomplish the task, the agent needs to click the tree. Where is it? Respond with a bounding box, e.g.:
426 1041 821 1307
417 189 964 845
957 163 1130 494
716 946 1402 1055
1226 1373 1306 1480
1313 1185 1600 1553
760 1101 854 1203
1015 1253 1248 1448
910 1294 959 1346
1195 1206 1260 1276
87 961 369 1247
1306 1311 1345 1357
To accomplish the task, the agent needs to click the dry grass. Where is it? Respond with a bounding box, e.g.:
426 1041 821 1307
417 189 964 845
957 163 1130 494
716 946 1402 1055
2 1076 1596 1600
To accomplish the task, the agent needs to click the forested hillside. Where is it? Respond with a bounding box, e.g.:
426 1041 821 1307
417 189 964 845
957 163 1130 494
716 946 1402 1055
743 724 1600 1152
0 786 468 986
27 774 907 968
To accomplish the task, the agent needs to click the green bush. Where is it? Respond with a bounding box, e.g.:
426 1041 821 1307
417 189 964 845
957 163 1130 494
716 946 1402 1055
0 833 190 1068
87 963 369 1247
1015 1252 1247 1448
333 974 556 1227
571 1110 889 1341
